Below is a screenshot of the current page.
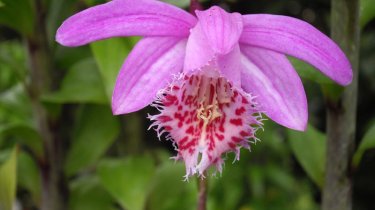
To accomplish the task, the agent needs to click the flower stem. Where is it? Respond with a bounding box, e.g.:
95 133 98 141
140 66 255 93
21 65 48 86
25 1 68 210
197 176 208 210
322 0 360 210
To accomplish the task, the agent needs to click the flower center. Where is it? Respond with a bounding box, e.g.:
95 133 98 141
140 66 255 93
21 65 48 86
149 70 262 178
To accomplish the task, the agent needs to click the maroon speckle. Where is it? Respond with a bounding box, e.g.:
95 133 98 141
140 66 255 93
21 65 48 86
158 115 172 123
240 131 250 137
242 96 249 104
231 136 242 143
179 136 189 145
186 126 194 134
215 133 224 141
228 142 236 149
235 107 246 116
230 118 243 126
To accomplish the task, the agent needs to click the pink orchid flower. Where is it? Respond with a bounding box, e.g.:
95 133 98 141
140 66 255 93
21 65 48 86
56 0 352 177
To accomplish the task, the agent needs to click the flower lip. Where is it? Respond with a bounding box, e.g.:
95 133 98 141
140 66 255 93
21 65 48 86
149 66 263 177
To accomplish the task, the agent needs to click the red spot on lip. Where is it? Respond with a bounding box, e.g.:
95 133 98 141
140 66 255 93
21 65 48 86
180 139 196 150
240 131 250 137
242 97 249 104
186 126 194 134
158 115 172 123
179 136 189 145
209 84 215 104
230 118 243 126
164 126 172 131
215 133 224 141
235 107 246 116
219 114 226 132
231 136 242 143
163 94 177 106
182 89 186 102
189 77 193 85
228 142 236 149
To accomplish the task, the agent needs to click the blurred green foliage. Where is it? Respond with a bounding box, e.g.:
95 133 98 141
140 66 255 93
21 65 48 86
288 125 325 188
360 0 375 28
0 0 374 210
353 122 375 167
0 147 17 210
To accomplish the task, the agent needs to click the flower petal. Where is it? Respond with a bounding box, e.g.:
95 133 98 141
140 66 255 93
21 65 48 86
112 37 187 115
195 6 243 54
240 14 352 86
240 45 307 131
184 21 242 86
56 0 197 47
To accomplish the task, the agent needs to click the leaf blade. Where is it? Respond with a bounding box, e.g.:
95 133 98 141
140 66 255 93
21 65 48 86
287 124 326 188
352 123 375 167
0 146 18 210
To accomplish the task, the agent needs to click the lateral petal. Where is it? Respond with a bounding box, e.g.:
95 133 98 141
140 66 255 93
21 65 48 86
240 45 307 131
56 0 197 46
240 14 352 85
112 37 187 115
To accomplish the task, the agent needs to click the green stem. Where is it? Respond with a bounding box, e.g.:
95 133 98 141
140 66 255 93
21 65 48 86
25 0 67 209
322 0 360 210
197 176 208 210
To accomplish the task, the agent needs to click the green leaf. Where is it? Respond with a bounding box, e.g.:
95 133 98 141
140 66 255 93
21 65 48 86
0 84 32 125
0 41 27 87
0 124 43 158
360 0 375 28
43 58 108 104
247 165 265 199
289 57 333 84
17 151 41 203
98 156 155 210
147 162 197 210
287 124 326 188
69 175 116 210
0 0 35 35
0 146 17 210
90 37 139 99
208 154 246 210
352 123 375 167
64 105 120 176
265 165 295 192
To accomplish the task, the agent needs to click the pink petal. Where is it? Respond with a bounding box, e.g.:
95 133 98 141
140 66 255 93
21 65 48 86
195 6 243 54
240 14 352 86
112 37 187 115
56 0 197 47
240 45 307 131
184 11 242 86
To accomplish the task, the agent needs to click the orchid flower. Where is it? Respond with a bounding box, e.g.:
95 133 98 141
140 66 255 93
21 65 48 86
56 0 352 177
